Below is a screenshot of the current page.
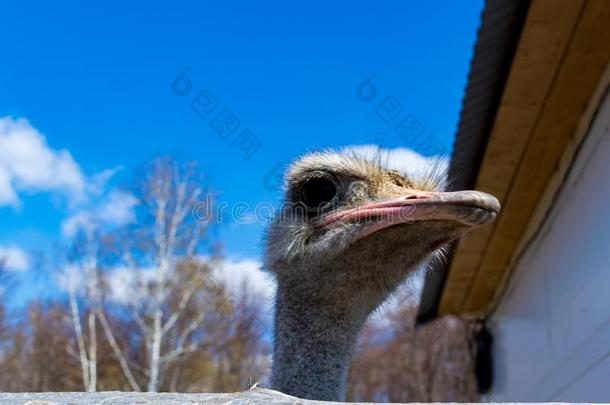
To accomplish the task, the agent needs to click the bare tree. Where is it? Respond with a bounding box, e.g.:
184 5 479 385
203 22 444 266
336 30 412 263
0 157 269 393
346 304 479 402
61 231 103 392
113 157 217 392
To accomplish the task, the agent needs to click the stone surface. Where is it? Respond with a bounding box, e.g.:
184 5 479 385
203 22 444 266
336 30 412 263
0 388 339 405
0 388 597 404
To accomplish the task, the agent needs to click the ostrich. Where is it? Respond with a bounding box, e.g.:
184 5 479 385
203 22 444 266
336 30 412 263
264 150 500 401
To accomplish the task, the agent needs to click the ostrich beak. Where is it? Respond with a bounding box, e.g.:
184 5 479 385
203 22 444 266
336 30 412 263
319 190 500 238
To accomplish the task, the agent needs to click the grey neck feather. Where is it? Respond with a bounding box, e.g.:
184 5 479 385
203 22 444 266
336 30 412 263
268 224 443 401
270 281 372 401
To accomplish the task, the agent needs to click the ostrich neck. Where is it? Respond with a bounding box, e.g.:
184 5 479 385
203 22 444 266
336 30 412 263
270 281 371 401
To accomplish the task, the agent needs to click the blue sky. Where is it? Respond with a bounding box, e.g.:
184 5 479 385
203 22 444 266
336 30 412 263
0 1 483 294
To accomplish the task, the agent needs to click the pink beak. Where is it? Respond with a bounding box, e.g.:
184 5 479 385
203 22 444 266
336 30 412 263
317 190 500 237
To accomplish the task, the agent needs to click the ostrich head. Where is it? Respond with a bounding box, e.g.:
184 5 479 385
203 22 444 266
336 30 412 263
265 150 499 401
265 151 498 309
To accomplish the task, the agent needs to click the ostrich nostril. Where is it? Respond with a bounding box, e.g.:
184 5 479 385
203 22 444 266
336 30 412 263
404 194 432 200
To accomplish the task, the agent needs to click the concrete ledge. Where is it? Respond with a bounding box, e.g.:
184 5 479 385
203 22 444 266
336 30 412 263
1 388 337 404
0 388 599 404
0 388 295 405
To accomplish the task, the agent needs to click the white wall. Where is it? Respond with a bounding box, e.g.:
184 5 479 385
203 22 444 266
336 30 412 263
489 91 610 402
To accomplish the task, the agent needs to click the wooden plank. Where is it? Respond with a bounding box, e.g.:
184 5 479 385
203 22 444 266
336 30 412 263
439 0 587 314
515 64 610 264
463 0 610 313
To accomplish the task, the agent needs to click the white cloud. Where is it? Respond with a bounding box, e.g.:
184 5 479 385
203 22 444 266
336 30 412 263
0 116 136 239
0 245 29 272
342 144 449 188
56 264 84 292
0 117 85 207
97 190 138 225
59 264 154 303
61 189 138 238
61 212 95 238
214 257 275 302
105 266 137 303
87 166 123 196
0 167 18 206
103 258 273 308
105 265 156 305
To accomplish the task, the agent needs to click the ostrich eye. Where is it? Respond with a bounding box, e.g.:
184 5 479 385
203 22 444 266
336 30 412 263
299 173 339 212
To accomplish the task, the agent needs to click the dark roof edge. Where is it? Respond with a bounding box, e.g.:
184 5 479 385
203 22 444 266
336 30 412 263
416 0 531 324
